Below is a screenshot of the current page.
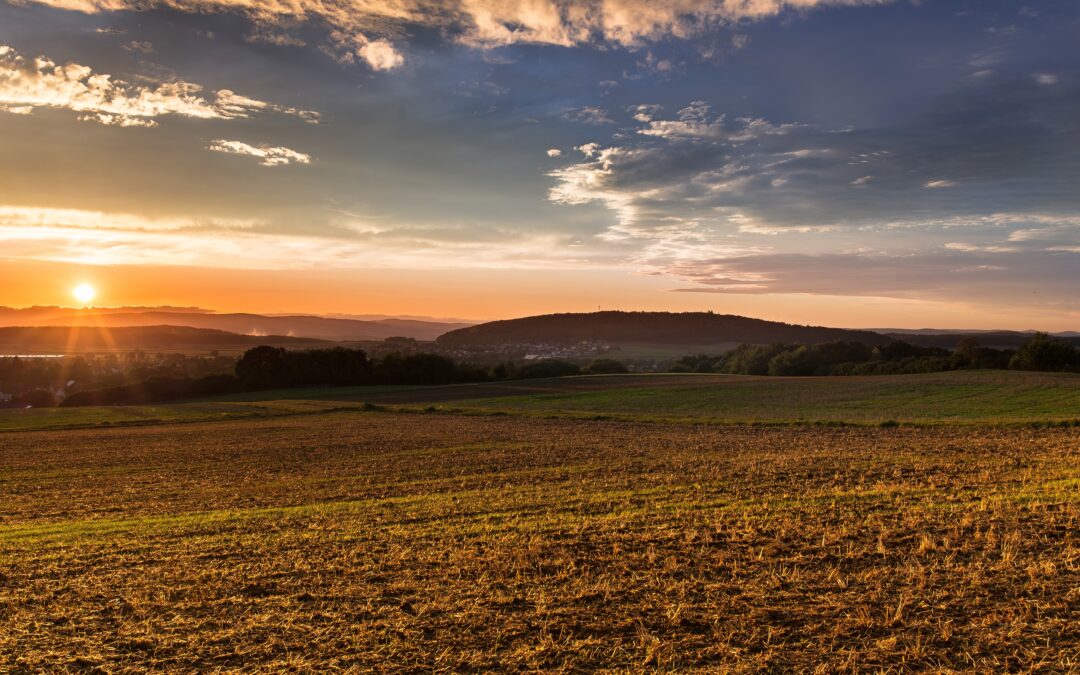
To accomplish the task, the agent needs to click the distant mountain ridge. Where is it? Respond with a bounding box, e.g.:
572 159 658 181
0 326 325 352
0 307 470 341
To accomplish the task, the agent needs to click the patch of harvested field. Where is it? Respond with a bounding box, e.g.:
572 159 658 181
1 411 1078 671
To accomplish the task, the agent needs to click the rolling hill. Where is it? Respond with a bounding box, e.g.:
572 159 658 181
0 326 326 353
436 311 892 348
0 307 469 341
437 311 1080 351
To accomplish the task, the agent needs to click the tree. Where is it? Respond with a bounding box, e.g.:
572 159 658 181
1009 333 1079 372
584 358 628 374
516 360 581 379
376 353 458 385
724 344 790 375
954 337 980 365
768 346 820 376
12 389 57 408
235 346 289 389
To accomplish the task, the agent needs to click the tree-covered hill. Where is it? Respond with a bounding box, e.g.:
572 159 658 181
436 311 891 347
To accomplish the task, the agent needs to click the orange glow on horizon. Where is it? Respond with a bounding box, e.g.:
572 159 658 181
0 259 1071 332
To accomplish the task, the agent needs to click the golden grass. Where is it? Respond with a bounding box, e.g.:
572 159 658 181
1 411 1078 671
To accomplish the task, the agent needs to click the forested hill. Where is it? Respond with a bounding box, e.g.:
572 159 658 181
436 312 890 347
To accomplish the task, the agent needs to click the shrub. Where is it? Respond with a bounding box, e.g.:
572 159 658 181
516 360 581 379
584 358 628 374
12 389 58 408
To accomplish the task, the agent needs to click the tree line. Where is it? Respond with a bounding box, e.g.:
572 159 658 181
670 334 1080 376
11 332 1077 408
56 348 627 407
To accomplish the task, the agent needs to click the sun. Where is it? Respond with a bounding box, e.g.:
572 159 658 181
73 283 96 306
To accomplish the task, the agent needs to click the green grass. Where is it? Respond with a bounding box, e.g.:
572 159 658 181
430 370 1080 425
3 370 1077 432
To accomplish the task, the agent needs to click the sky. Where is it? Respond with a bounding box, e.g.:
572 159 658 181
0 0 1077 328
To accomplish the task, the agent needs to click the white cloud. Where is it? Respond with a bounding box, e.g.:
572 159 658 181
546 148 562 157
0 44 319 127
1034 73 1058 86
924 180 957 189
630 103 663 122
207 139 312 166
638 101 797 142
356 39 405 71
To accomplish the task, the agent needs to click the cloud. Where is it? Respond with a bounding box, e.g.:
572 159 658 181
1034 73 1058 86
208 139 312 166
357 39 405 70
660 249 1079 310
561 106 614 125
0 44 319 127
19 0 899 68
542 74 1080 313
549 70 1080 242
0 205 258 233
637 101 798 142
122 40 154 53
0 204 610 270
637 51 674 74
546 148 562 157
924 180 957 189
245 30 307 47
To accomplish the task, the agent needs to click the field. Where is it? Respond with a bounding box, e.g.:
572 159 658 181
369 370 1080 425
4 370 1079 433
2 371 1079 671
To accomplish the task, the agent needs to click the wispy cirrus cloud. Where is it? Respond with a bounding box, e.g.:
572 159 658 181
661 249 1080 310
208 140 312 166
0 44 319 127
0 205 616 270
0 205 259 233
19 0 900 70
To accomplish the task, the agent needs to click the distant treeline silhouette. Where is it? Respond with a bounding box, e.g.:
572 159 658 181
47 333 1080 407
669 334 1080 376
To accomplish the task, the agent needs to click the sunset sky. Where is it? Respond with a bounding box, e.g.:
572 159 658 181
1 0 1077 328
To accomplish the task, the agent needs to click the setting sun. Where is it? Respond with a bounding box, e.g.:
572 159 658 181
72 283 96 305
